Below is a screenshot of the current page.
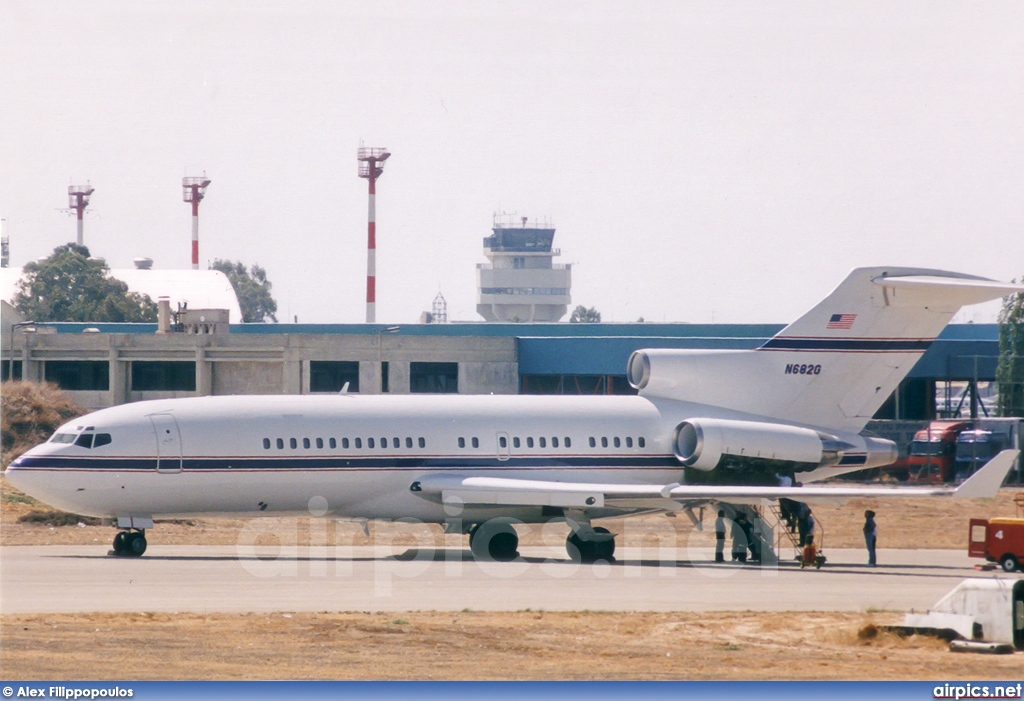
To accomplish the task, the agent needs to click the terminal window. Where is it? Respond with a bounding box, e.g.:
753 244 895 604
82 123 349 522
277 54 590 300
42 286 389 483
310 361 360 393
45 361 109 391
1 361 22 382
410 362 458 394
131 361 196 392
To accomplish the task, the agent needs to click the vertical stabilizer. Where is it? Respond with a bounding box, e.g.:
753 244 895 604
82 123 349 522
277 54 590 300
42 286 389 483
634 267 1022 432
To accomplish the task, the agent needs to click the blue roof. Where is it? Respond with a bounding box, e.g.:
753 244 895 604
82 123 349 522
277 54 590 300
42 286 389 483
36 321 1000 380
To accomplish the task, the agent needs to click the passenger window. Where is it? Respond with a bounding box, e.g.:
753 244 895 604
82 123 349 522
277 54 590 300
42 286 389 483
565 437 571 448
331 438 338 449
277 438 284 449
263 438 271 450
406 437 413 449
601 437 608 448
552 437 559 448
589 437 596 448
472 437 479 448
93 433 112 448
513 437 521 448
316 438 323 449
75 434 94 448
499 436 507 448
381 437 387 448
638 437 646 448
393 437 400 448
539 437 546 448
290 438 297 449
418 437 426 448
527 437 534 448
355 438 362 449
459 437 466 448
614 437 621 448
303 438 311 449
368 438 375 449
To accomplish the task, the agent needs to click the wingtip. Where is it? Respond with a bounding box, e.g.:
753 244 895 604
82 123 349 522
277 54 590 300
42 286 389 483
952 449 1019 499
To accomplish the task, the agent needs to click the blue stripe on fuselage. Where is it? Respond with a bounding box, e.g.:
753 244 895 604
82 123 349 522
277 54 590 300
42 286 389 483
10 455 681 471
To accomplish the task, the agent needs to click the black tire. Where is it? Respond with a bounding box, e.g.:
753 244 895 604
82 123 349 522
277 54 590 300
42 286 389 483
112 531 128 553
1000 554 1019 573
127 532 147 557
469 520 518 561
566 526 615 563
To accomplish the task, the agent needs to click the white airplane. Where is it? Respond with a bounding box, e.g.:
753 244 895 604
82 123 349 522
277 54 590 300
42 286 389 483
6 266 1022 561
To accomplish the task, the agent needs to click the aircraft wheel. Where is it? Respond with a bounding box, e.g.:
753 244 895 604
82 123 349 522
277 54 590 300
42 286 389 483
566 526 615 563
1000 554 1019 573
126 531 148 557
112 531 128 554
469 520 518 562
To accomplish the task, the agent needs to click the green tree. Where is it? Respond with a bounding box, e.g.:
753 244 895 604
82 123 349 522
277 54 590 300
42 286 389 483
996 277 1024 417
569 305 601 323
211 259 278 323
12 244 157 322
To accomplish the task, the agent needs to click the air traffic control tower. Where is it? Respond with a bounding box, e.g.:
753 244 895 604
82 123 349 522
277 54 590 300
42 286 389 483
476 215 571 322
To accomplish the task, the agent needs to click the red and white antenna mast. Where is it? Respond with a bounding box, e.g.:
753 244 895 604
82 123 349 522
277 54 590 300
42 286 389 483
182 174 211 269
358 146 390 323
68 183 94 246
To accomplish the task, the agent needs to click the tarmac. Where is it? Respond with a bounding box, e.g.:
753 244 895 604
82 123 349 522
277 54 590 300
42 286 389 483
4 544 1022 615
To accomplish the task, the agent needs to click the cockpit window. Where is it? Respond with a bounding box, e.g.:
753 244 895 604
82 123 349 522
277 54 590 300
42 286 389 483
51 433 76 444
92 433 112 448
75 434 94 449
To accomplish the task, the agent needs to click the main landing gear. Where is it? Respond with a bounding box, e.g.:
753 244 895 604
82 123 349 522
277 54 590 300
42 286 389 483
469 519 520 561
467 517 617 564
566 526 615 563
112 529 147 557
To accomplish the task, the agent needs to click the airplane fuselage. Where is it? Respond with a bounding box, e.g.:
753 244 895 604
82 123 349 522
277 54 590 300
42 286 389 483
6 393 880 524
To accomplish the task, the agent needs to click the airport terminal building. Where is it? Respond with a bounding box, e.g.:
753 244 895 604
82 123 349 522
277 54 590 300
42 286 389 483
0 305 1002 424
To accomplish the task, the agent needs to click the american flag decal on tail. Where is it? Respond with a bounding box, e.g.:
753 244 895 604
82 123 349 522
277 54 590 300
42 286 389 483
827 313 856 330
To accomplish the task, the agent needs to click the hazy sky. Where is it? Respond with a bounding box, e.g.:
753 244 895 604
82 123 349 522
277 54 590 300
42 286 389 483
1 1 1021 324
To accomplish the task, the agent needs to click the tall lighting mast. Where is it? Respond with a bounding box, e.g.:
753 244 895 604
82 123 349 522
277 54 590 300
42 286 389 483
358 147 390 323
68 183 94 246
182 175 211 269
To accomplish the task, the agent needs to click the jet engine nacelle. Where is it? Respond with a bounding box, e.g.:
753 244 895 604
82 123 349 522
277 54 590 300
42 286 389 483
673 418 851 472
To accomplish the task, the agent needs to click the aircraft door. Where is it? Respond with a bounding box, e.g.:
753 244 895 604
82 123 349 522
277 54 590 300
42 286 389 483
496 432 511 461
150 414 182 473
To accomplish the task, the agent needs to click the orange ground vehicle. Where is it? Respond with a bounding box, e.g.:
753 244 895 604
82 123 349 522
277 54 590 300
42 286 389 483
906 421 970 483
969 517 1024 572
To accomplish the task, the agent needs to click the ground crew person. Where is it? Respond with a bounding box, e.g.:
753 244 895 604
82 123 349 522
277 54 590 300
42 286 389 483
863 510 877 566
714 510 727 562
731 513 748 563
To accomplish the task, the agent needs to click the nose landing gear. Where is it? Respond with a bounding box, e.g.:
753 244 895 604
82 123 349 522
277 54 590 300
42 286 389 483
111 530 147 557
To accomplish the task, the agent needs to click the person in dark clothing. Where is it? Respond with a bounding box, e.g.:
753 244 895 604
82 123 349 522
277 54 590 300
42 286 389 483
730 513 748 563
714 510 727 563
863 510 877 566
746 524 760 563
797 504 815 547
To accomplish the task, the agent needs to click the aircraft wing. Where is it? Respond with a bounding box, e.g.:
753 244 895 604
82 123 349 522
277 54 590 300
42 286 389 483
414 449 1018 509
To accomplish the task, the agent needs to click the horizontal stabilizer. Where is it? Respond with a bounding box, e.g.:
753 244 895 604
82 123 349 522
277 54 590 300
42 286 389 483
951 450 1019 499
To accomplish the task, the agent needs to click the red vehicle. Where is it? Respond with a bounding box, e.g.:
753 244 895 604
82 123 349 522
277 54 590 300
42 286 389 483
969 518 1024 572
906 421 970 483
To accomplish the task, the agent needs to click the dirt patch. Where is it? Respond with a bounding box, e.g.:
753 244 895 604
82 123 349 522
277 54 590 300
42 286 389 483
0 611 1015 680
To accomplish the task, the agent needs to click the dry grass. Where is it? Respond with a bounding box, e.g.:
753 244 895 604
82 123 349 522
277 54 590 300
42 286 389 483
1 381 86 467
0 611 1016 680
